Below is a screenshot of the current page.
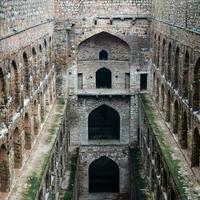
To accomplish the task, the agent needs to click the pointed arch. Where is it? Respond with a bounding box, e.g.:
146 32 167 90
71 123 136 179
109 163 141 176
191 128 200 167
157 36 161 67
0 68 6 105
173 100 179 134
23 52 30 97
96 68 112 88
89 156 119 193
161 84 165 109
11 61 20 109
0 145 10 192
161 39 166 75
166 90 171 122
180 112 188 149
88 105 120 140
193 58 200 111
33 100 39 135
99 50 108 60
24 113 31 150
174 47 180 89
183 51 190 99
13 127 22 168
167 42 172 81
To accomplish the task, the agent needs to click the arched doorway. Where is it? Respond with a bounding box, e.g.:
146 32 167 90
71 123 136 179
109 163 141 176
0 145 10 192
13 127 22 168
173 100 179 134
96 68 112 88
180 112 188 149
88 105 120 140
99 50 108 60
193 58 200 111
191 128 200 167
24 113 31 150
89 156 119 193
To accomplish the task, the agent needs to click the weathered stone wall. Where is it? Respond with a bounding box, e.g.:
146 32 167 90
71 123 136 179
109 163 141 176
151 0 200 183
78 145 129 200
0 3 56 194
0 0 54 38
54 0 152 21
37 109 69 200
152 0 200 32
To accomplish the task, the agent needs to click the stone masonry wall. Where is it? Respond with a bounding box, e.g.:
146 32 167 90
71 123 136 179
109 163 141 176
0 0 54 38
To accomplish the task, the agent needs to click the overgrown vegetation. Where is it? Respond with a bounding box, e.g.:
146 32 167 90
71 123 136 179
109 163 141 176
22 154 49 200
130 147 152 200
140 94 187 199
64 148 79 200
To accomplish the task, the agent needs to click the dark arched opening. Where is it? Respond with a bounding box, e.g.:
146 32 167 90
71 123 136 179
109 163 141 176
24 113 31 150
161 39 166 75
96 68 111 88
161 84 165 109
88 105 120 140
11 61 20 109
167 43 172 81
183 51 189 99
23 52 30 97
157 36 160 68
0 68 6 105
191 128 200 167
193 58 200 111
89 156 119 193
180 112 188 149
14 127 22 168
166 90 171 122
174 47 179 89
99 50 108 60
173 100 179 134
0 145 10 192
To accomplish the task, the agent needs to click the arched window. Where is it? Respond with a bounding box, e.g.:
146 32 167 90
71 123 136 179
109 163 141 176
193 58 200 111
0 68 6 105
167 43 172 81
191 128 200 167
89 156 119 193
174 47 180 89
96 68 111 88
23 52 30 97
180 112 188 149
0 145 10 192
24 113 31 150
14 127 22 169
11 61 20 108
88 105 120 140
173 100 179 134
183 51 189 99
99 50 108 60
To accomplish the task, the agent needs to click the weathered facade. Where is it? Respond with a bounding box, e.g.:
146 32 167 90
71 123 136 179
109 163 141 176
0 0 200 200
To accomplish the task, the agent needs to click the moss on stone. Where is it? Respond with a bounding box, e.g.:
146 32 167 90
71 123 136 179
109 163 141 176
140 94 187 199
64 148 79 200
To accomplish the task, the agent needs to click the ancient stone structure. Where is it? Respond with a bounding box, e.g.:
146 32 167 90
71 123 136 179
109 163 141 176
0 0 200 200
